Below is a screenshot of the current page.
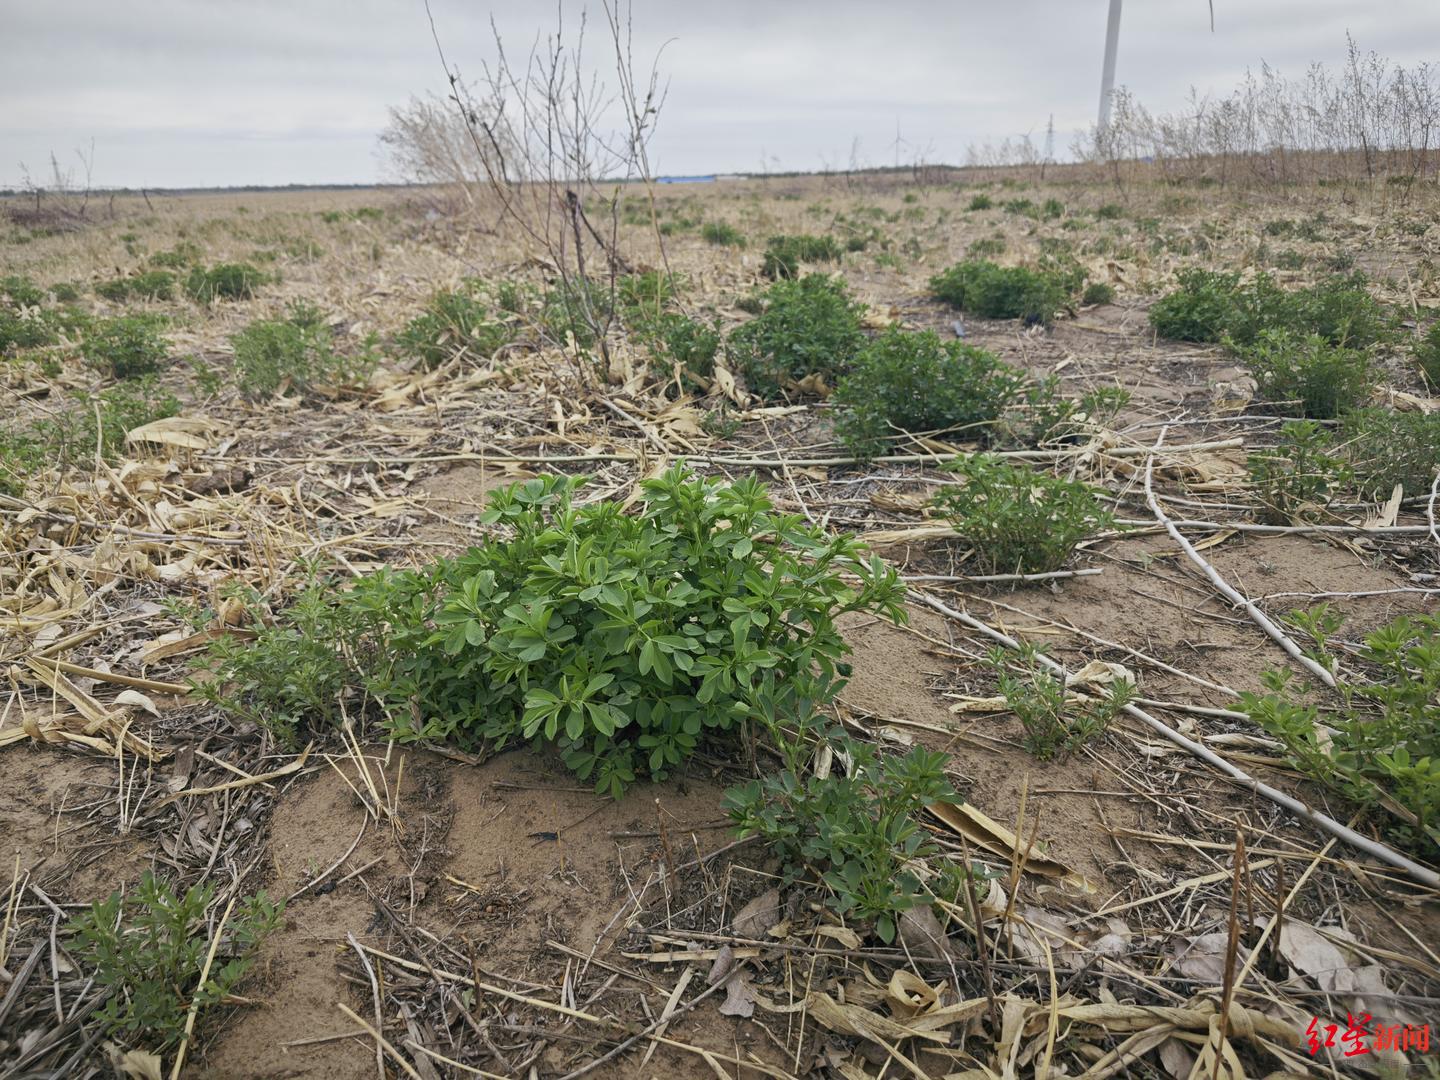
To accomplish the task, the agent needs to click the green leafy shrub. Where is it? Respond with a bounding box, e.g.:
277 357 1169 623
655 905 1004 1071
725 708 954 943
1003 198 1035 216
727 275 866 400
1148 270 1396 348
1095 203 1124 220
96 270 176 302
231 304 371 398
1342 408 1440 498
1081 281 1115 306
396 283 513 369
68 872 281 1053
1 274 44 307
701 221 746 247
1004 380 1130 448
199 581 358 740
928 259 1072 325
831 329 1023 457
149 242 203 269
932 455 1113 574
1239 610 1440 850
1146 269 1243 342
209 467 905 797
1239 329 1375 419
83 315 169 379
1246 420 1351 523
991 645 1133 761
382 468 903 793
1040 197 1065 220
649 312 722 384
1414 321 1440 387
761 234 844 279
967 236 1006 257
967 194 993 211
185 262 266 303
0 308 58 354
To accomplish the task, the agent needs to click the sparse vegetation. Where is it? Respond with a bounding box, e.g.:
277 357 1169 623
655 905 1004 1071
83 314 169 379
1414 321 1440 387
700 220 745 247
1239 329 1376 419
991 645 1133 761
931 455 1112 574
1342 408 1440 498
831 329 1023 457
1246 420 1352 523
1147 269 1396 349
761 233 844 279
929 258 1074 325
396 282 514 369
96 270 176 302
68 873 281 1053
230 303 373 398
1240 609 1440 850
726 710 954 943
185 262 267 303
726 274 866 399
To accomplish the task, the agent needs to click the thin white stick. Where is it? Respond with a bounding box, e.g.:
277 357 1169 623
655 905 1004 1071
1427 471 1440 554
1144 427 1336 689
904 568 1103 584
912 590 1439 889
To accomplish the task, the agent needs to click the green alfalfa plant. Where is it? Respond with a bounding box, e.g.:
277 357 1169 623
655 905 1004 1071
931 455 1113 575
726 274 867 400
1239 329 1376 419
184 262 267 303
831 328 1024 458
724 700 955 943
1238 609 1440 851
988 644 1134 761
82 315 170 379
1246 420 1352 524
67 872 282 1054
389 466 905 795
396 282 514 369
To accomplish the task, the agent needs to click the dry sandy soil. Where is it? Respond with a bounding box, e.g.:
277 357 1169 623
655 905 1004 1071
2 172 1438 1079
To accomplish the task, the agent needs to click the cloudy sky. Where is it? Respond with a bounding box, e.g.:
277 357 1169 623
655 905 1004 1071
2 1 1437 190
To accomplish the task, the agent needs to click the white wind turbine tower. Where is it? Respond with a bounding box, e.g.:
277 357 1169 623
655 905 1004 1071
1097 0 1123 133
1098 1 1214 132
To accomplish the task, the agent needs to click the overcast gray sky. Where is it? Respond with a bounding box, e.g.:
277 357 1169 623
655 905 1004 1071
2 1 1437 190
